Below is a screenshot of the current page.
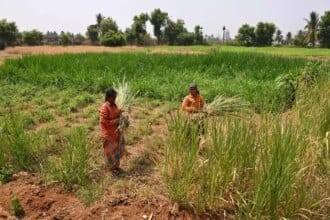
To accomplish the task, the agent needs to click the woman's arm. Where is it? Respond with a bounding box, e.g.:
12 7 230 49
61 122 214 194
182 97 197 112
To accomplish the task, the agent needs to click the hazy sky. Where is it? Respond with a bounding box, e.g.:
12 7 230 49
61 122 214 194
1 0 329 37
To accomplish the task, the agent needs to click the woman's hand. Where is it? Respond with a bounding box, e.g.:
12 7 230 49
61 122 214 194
110 118 120 126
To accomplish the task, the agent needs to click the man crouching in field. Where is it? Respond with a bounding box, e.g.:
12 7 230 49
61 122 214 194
182 83 205 113
99 88 125 175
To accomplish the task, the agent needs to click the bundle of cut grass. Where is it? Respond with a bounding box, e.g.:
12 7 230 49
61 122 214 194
114 78 135 132
205 95 250 116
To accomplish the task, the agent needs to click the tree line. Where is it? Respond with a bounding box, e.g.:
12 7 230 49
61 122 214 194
86 9 205 46
236 11 330 48
0 9 205 49
1 9 330 50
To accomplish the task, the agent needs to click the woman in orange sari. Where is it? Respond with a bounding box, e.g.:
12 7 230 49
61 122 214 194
99 88 125 174
182 83 205 113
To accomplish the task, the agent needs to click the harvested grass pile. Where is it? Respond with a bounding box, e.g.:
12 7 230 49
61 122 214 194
114 78 135 132
204 95 250 116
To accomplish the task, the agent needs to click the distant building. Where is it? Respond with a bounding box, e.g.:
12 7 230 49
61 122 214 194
43 31 60 45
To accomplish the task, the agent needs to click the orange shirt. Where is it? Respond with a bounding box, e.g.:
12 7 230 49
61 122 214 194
99 102 121 141
182 94 205 113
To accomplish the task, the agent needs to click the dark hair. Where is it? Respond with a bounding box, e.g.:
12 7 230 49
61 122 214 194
105 87 117 101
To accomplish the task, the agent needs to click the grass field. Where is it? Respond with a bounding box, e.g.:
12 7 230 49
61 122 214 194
0 46 329 219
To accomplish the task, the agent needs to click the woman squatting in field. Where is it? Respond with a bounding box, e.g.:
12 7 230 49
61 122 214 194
99 88 125 175
182 83 205 113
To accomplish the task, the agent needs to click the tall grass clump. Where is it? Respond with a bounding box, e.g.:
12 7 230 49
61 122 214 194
0 113 42 172
249 117 308 219
45 127 91 189
163 113 200 204
164 109 329 218
194 117 258 212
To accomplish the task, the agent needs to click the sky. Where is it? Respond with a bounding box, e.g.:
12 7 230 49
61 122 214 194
1 0 329 38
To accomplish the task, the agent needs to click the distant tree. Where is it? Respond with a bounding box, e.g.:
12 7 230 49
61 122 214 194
164 19 187 45
285 32 293 45
100 31 126 46
100 17 119 36
236 24 255 46
254 22 276 46
132 13 149 45
125 28 136 45
86 25 99 44
43 31 59 45
318 11 330 48
15 32 23 46
275 29 283 44
60 31 73 46
22 29 43 46
176 32 195 45
304 11 319 47
0 19 19 47
73 33 85 45
150 9 168 44
96 13 104 27
293 30 307 47
0 39 5 50
194 25 204 44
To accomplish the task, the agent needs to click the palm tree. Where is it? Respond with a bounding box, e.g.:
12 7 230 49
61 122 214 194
96 13 104 27
304 11 319 47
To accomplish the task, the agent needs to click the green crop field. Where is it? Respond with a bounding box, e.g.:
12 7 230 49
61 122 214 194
0 47 329 219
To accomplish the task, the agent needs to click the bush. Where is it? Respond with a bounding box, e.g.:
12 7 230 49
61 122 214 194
22 30 43 46
176 32 195 45
101 32 126 47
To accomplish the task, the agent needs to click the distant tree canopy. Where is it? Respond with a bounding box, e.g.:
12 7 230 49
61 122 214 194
86 14 126 46
236 24 255 46
293 30 307 47
164 19 189 45
235 10 330 48
22 29 43 46
0 19 19 48
194 25 204 44
319 11 330 48
130 13 149 45
73 33 85 45
150 9 168 44
100 32 126 47
236 22 275 47
254 22 276 46
285 32 293 45
60 32 73 46
85 9 205 47
86 25 99 44
3 9 328 48
100 17 119 36
43 31 59 45
304 11 319 47
275 29 283 44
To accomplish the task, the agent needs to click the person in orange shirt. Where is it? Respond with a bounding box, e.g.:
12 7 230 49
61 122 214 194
182 83 205 113
99 88 125 174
